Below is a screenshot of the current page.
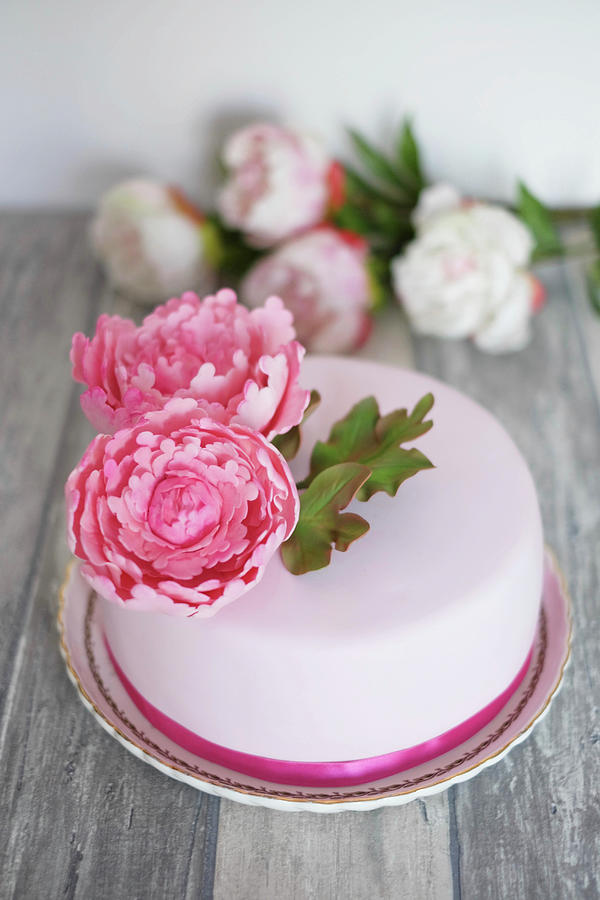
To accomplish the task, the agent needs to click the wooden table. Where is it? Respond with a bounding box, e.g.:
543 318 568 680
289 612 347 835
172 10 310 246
1 212 598 900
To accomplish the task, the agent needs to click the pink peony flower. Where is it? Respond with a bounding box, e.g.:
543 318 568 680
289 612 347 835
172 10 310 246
71 288 310 438
65 398 299 616
240 227 373 354
217 123 335 247
91 179 218 304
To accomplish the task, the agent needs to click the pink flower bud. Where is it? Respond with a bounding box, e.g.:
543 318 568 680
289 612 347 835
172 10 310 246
241 227 373 354
217 123 331 247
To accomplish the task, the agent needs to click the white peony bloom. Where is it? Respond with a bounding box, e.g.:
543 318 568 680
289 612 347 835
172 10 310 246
412 183 462 230
392 189 539 353
92 179 216 304
472 273 534 353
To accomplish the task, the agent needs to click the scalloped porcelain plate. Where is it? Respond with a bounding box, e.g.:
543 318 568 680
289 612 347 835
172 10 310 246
58 549 571 813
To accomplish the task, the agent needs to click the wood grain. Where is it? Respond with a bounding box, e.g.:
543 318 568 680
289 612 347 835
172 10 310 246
213 796 453 900
564 256 600 397
0 213 598 900
0 216 220 900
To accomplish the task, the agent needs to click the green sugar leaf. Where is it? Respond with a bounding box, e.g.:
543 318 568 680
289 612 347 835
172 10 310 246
299 393 434 500
280 463 371 575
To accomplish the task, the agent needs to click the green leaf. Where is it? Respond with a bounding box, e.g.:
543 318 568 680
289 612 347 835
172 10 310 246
280 463 371 575
516 182 564 260
348 129 411 196
396 119 425 190
332 203 376 237
586 259 600 316
271 427 301 462
206 215 263 279
299 393 434 500
589 206 600 252
371 200 412 239
272 390 321 461
365 256 389 311
343 165 408 208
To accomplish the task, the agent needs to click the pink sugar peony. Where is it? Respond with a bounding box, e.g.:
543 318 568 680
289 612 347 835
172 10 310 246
65 398 299 616
71 288 310 438
240 227 373 354
217 123 333 247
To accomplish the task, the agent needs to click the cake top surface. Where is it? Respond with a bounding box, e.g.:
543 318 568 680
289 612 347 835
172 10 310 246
151 355 541 640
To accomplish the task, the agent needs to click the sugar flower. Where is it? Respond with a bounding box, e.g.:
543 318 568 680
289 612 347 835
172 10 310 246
71 288 310 438
66 400 299 616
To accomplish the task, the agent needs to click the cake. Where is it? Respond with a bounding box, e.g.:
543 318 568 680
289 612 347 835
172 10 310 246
97 355 544 787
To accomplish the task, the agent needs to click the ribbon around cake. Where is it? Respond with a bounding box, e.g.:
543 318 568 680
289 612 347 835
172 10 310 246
105 637 532 788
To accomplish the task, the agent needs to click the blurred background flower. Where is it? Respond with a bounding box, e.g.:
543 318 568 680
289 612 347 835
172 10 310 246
392 184 545 353
92 179 220 304
241 226 374 353
217 123 338 247
83 115 600 357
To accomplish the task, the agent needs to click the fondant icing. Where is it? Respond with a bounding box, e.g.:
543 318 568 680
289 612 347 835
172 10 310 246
101 357 543 768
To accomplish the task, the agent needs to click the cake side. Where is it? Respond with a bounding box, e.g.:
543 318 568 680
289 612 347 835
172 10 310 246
101 357 544 762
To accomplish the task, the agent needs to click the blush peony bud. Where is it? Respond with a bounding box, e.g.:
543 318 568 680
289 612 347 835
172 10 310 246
217 123 333 247
65 399 299 616
392 185 540 353
70 288 310 438
91 179 218 304
240 227 373 354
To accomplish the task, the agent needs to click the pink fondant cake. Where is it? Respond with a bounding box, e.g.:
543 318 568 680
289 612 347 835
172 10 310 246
100 356 544 785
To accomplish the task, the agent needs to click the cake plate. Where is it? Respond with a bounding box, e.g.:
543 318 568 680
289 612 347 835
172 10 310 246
58 549 571 813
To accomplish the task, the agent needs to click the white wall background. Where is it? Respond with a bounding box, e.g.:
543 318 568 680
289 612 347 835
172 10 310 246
2 0 599 208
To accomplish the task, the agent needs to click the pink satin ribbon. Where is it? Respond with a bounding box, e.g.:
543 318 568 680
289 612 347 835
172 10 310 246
105 637 532 787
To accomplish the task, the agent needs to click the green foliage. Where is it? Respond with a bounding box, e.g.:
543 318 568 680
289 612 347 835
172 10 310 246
331 119 425 279
348 130 411 196
280 463 371 575
282 392 434 574
516 182 564 261
299 393 434 500
396 119 425 191
586 259 600 316
207 215 263 281
589 206 600 252
586 207 600 316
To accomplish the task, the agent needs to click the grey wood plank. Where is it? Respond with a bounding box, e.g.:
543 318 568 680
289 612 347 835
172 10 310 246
563 255 600 398
1 376 220 900
0 211 99 724
0 214 221 899
412 263 600 900
213 795 453 900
